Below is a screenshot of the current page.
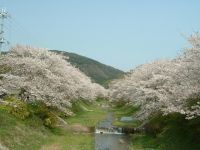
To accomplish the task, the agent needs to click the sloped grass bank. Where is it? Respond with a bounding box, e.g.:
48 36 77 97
111 103 200 150
111 102 140 127
0 98 108 150
68 99 107 126
41 99 107 150
0 109 51 150
40 129 94 150
130 113 200 150
0 104 94 150
0 96 58 149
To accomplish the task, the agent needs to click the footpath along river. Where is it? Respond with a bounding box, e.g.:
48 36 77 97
95 112 130 150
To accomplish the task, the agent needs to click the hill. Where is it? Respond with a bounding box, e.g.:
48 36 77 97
52 50 124 86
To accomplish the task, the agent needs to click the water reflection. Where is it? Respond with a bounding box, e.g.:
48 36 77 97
95 133 129 150
95 112 129 150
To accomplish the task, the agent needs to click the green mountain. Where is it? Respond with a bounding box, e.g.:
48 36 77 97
52 50 124 86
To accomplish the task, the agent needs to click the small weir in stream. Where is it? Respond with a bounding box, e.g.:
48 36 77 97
95 113 133 150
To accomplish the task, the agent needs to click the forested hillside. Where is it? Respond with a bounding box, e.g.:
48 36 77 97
52 50 124 86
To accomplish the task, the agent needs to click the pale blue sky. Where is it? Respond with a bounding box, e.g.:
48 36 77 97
1 0 200 71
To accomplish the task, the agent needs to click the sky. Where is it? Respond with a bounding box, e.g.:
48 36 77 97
0 0 200 71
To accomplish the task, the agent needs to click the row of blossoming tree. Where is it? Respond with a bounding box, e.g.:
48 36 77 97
0 45 107 116
109 34 200 121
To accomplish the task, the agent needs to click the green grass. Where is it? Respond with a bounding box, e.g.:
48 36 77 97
129 133 158 150
111 103 200 150
129 113 200 150
111 103 141 127
0 109 51 150
41 99 107 150
1 97 200 150
0 99 108 150
41 131 94 150
67 100 107 127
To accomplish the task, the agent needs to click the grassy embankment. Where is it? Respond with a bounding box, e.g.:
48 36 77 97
0 98 107 150
129 113 200 150
111 102 140 128
41 99 107 150
111 102 200 150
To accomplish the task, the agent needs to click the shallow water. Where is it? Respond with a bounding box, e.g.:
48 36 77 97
95 112 129 150
95 133 129 150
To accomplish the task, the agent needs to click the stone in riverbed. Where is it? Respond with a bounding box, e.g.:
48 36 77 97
119 139 125 144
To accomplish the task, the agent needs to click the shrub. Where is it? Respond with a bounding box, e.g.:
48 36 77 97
3 96 30 119
0 98 59 128
144 112 167 136
28 101 58 128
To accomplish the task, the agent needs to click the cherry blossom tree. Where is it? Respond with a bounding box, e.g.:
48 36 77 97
109 34 200 120
0 45 107 115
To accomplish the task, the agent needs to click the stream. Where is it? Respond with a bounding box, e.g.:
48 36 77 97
95 112 130 150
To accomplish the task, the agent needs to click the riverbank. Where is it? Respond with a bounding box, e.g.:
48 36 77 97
2 98 199 150
0 99 107 150
41 100 108 150
111 103 200 150
111 102 141 128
